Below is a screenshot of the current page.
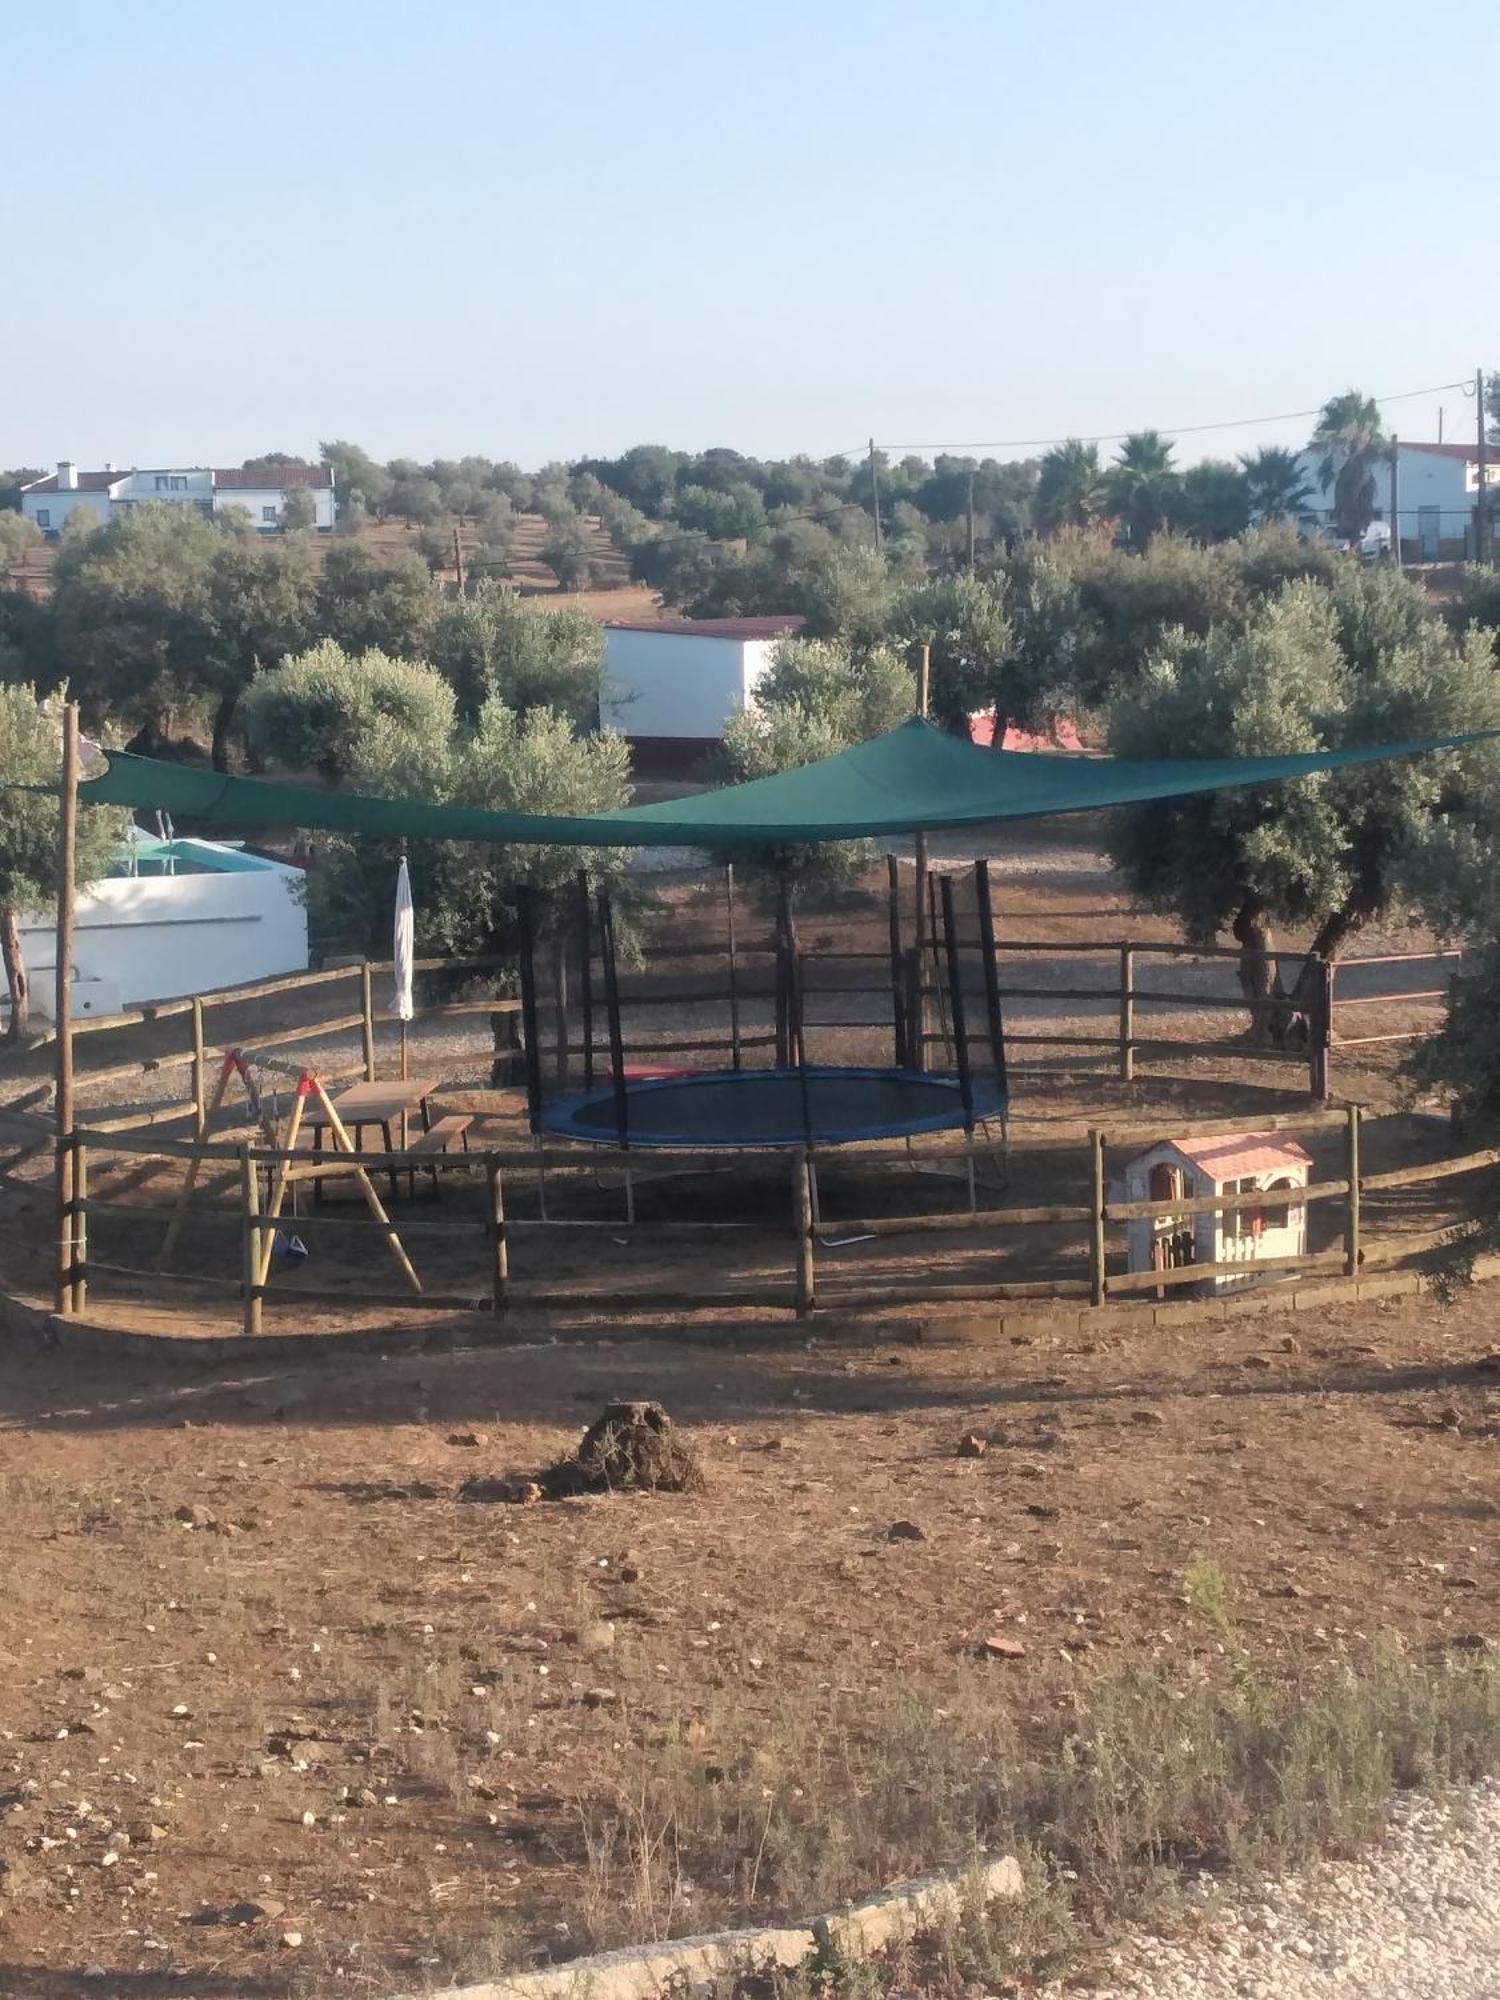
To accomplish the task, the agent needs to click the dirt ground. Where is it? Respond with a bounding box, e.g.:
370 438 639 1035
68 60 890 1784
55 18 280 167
1 1288 1499 1998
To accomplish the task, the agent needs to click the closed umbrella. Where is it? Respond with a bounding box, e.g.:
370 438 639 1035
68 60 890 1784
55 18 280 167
392 855 414 1081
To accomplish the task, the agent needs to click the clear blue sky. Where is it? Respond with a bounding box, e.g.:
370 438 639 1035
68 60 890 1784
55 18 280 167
6 0 1496 472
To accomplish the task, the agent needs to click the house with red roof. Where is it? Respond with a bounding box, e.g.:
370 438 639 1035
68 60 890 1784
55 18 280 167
601 615 806 776
21 462 336 536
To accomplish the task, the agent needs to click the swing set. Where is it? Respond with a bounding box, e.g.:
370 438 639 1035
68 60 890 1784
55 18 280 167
158 1046 422 1294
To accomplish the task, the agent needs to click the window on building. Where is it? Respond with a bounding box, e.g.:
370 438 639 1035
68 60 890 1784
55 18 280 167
154 475 169 491
169 476 187 492
36 509 50 528
262 505 278 523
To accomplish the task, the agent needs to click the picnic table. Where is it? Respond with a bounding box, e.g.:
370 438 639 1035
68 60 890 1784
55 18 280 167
303 1079 437 1202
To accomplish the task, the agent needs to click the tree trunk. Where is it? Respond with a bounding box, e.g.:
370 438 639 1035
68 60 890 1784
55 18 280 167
1 905 29 1043
210 691 239 775
1280 909 1359 1048
1232 898 1283 1045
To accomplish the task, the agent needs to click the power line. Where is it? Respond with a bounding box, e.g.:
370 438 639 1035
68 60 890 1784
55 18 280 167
862 378 1472 457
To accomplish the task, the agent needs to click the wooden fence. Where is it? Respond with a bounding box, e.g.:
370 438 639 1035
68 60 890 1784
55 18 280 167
47 1101 1498 1334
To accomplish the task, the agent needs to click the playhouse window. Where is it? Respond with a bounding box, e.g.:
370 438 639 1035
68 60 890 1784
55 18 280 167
1225 1177 1264 1240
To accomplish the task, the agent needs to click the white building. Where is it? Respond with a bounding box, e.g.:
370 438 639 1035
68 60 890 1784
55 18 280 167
1299 441 1499 560
20 462 337 536
1122 1132 1311 1297
11 834 308 1023
601 615 805 774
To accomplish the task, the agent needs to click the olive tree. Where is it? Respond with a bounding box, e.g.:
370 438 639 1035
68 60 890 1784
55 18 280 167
428 585 603 726
242 642 630 963
1106 573 1500 1037
714 636 914 897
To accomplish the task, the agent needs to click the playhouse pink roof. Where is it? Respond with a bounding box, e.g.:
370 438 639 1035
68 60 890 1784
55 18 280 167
1168 1134 1313 1182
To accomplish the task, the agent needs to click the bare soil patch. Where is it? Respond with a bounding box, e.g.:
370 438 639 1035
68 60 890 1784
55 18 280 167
1 1285 1498 1996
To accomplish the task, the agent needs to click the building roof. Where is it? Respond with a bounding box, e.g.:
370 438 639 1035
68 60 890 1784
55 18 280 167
213 466 334 490
21 470 122 494
1401 441 1490 463
22 465 333 495
1165 1134 1313 1181
603 615 806 640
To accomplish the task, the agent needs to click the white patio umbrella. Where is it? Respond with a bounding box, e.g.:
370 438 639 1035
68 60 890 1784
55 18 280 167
392 854 415 1080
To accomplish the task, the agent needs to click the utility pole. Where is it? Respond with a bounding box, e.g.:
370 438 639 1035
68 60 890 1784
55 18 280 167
452 526 464 591
869 437 883 555
1389 436 1401 569
1476 369 1491 566
966 468 976 569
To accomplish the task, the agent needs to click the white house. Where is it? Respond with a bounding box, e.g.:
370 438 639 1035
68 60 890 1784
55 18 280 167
11 834 308 1023
1298 441 1499 560
1122 1132 1311 1297
601 615 805 775
20 462 337 536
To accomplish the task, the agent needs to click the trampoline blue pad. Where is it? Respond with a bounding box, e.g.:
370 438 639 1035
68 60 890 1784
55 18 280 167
537 1065 1008 1149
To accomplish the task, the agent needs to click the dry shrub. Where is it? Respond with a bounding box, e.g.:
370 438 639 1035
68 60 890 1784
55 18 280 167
462 1402 704 1504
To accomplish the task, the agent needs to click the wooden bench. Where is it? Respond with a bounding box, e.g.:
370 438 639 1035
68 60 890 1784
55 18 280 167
406 1113 474 1196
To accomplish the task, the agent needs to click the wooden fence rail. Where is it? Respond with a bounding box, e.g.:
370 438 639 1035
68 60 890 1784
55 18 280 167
47 1102 1500 1333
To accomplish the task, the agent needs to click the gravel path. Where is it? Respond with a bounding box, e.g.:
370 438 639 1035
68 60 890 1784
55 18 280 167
1066 1780 1500 1998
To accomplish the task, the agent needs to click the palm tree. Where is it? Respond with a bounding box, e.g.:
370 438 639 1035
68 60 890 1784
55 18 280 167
1103 430 1180 549
1240 445 1313 524
1310 391 1387 542
1035 439 1105 533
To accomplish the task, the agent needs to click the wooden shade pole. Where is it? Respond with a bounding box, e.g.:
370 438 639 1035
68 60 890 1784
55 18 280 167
52 701 79 1314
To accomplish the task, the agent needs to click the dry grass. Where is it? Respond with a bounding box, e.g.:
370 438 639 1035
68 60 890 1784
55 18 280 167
568 1605 1500 1992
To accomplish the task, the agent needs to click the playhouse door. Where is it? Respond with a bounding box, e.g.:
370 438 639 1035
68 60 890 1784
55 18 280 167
1148 1163 1194 1295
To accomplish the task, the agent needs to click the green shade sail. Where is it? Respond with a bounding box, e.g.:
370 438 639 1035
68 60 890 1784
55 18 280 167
74 717 1498 850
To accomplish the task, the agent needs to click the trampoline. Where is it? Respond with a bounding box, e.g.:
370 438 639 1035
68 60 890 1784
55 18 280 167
538 1064 1008 1150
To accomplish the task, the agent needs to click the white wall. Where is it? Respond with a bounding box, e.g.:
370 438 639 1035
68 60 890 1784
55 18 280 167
1298 446 1485 545
602 630 754 739
16 850 309 1019
22 490 112 534
212 483 336 529
118 469 215 504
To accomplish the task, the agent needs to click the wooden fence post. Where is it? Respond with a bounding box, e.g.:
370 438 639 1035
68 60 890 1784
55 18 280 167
1089 1128 1107 1307
191 996 207 1141
1118 946 1135 1083
486 1157 509 1320
70 1135 88 1314
793 1147 816 1318
360 963 376 1082
1344 1103 1362 1278
239 1145 262 1335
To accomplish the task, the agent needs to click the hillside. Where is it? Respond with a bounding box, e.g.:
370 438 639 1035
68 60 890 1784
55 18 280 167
2 509 663 623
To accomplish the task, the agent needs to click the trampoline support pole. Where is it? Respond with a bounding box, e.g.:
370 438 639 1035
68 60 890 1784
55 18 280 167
725 865 742 1072
577 872 594 1091
516 885 544 1134
886 852 906 1067
974 858 1009 1101
939 875 975 1127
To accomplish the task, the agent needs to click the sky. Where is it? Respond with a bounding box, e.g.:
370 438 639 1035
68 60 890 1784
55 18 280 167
5 0 1498 474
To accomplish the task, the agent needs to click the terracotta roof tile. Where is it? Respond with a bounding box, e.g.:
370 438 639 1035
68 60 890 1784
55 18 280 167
1169 1134 1313 1181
